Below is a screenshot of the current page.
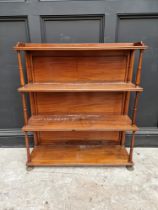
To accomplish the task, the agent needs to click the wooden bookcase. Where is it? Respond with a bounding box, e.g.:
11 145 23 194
15 42 147 168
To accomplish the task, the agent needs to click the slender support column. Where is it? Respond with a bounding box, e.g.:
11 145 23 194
121 50 135 146
128 47 144 164
130 90 141 164
132 92 141 125
133 48 144 124
25 51 38 146
135 49 144 86
21 93 28 124
17 51 30 159
130 91 141 164
129 131 136 163
21 93 30 161
17 50 28 124
121 93 130 146
24 132 31 163
128 49 144 164
127 50 135 82
17 51 25 86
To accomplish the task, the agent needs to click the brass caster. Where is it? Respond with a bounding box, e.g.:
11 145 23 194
26 166 34 171
126 166 134 171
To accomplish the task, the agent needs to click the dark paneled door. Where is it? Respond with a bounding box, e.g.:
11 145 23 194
0 0 158 145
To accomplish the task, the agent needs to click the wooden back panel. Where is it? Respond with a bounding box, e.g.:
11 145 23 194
34 92 124 144
35 92 124 114
31 51 129 82
38 131 119 144
27 50 131 144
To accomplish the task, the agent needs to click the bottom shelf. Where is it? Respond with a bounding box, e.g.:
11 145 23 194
27 144 132 166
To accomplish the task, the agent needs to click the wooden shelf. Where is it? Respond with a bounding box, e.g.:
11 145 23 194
15 42 147 51
22 114 138 132
16 42 146 167
27 144 132 166
18 82 143 92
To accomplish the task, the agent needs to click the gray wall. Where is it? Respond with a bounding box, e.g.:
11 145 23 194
0 0 158 146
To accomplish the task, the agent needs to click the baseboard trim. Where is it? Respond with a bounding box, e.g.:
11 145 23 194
0 128 158 147
126 127 158 147
0 129 33 147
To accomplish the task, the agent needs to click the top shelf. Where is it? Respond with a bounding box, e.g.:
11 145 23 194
14 42 148 51
18 82 143 92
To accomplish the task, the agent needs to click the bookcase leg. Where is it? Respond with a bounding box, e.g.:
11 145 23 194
26 166 34 171
126 165 134 171
129 131 136 163
34 132 38 146
24 132 31 163
120 132 125 146
128 90 141 165
132 92 141 125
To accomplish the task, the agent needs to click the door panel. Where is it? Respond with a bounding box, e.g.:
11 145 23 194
0 17 29 128
117 15 158 127
41 15 104 43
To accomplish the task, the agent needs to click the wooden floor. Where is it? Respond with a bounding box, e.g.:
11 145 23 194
18 82 143 92
28 144 132 166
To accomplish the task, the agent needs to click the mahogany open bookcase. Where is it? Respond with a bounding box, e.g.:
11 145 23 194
15 42 147 169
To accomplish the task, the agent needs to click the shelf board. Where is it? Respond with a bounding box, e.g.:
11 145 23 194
22 114 138 132
15 42 147 51
18 82 143 92
27 144 132 166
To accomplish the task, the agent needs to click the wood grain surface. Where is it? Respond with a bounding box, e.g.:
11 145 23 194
16 42 146 166
18 82 143 92
22 114 138 132
28 144 132 166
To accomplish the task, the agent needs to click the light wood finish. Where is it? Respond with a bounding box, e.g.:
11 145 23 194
28 145 132 166
22 114 138 132
38 131 119 144
121 50 135 145
25 52 39 146
24 132 31 163
18 82 143 92
132 92 141 125
15 42 147 51
17 50 30 161
32 55 128 82
136 49 144 86
35 92 124 114
15 42 146 167
17 50 25 86
20 93 28 124
129 131 136 162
